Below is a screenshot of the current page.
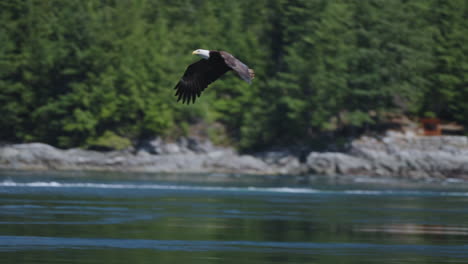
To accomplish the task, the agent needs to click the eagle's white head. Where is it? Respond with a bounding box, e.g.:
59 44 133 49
192 49 210 59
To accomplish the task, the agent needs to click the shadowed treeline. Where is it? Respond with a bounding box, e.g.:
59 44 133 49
1 0 467 150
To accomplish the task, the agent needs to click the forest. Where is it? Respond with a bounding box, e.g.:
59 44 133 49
0 0 467 151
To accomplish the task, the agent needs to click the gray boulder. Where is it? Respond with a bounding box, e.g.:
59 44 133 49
305 152 371 176
0 143 66 170
255 151 305 174
137 136 221 155
349 135 468 179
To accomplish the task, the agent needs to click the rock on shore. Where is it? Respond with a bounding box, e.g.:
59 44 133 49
1 134 468 179
0 137 284 174
305 133 468 180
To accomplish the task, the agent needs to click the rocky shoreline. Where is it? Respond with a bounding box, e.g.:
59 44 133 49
1 133 467 180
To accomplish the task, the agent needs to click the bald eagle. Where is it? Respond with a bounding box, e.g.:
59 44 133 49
174 49 255 104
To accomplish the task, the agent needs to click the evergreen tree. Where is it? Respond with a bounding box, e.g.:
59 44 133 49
424 0 468 126
0 0 466 150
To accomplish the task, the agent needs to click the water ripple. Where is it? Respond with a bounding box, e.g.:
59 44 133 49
2 180 468 197
0 235 467 258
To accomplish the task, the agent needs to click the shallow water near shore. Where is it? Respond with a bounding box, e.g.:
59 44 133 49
1 170 468 264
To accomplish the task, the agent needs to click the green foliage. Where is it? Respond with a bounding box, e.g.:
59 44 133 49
87 130 132 151
422 0 468 127
0 0 466 150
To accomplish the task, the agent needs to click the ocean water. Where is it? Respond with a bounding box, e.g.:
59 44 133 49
1 171 468 264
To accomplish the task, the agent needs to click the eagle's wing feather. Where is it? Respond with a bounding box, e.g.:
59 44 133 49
174 58 229 104
219 51 255 84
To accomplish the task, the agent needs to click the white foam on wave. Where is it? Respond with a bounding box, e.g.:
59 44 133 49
1 180 468 196
0 180 319 194
344 189 468 197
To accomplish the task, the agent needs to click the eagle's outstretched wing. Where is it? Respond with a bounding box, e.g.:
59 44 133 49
219 51 255 84
174 58 229 104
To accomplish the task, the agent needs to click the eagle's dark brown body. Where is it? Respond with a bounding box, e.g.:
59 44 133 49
174 50 254 104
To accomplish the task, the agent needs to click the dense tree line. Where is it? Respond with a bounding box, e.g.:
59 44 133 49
1 0 467 150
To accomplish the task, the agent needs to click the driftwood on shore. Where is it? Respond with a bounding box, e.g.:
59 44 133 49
1 134 467 180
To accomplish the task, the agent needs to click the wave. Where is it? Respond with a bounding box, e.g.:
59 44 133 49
0 180 319 194
1 235 467 257
2 179 468 197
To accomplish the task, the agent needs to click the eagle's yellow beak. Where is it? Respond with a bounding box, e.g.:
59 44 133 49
192 50 198 55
